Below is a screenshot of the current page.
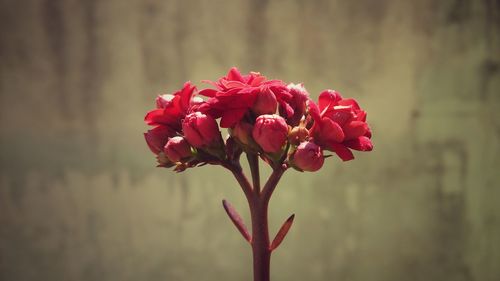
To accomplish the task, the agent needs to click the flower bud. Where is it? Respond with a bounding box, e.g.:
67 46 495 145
164 136 192 162
231 121 254 146
182 112 221 148
252 114 288 153
291 141 324 172
286 83 310 126
253 88 278 115
288 126 309 145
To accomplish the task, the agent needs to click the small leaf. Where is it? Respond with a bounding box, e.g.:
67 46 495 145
222 200 252 243
270 214 295 251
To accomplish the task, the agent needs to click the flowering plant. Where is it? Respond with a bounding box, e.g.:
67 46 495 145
144 67 373 281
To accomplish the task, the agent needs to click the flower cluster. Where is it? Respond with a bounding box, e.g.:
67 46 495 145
144 67 373 172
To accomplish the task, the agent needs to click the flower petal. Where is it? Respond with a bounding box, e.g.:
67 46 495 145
343 121 368 140
220 109 247 128
179 82 196 112
326 142 354 161
318 90 342 111
356 110 367 122
322 107 353 127
226 67 244 82
345 136 373 151
249 74 266 86
199 88 218 97
338 98 360 110
278 99 294 118
307 99 321 124
365 127 372 138
221 80 247 89
144 109 170 126
320 118 345 143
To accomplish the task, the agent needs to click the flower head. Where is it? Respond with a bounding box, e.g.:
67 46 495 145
199 67 289 128
144 67 373 171
309 90 373 161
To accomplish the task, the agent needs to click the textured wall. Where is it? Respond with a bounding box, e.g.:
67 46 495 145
1 0 499 280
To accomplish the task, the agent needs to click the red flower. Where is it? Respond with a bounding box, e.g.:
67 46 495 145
291 141 324 172
143 68 374 170
182 112 222 148
309 90 373 161
144 82 198 132
164 136 192 162
252 114 289 153
144 82 202 165
199 67 290 128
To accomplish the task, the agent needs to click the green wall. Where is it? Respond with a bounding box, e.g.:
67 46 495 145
1 0 499 280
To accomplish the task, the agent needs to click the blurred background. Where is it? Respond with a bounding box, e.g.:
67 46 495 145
1 0 499 280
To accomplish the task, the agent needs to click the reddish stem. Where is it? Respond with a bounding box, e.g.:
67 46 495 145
248 155 285 281
249 196 271 281
247 153 261 195
226 154 286 281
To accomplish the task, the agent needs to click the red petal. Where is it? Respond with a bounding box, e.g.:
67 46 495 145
354 109 366 122
365 127 372 138
320 118 345 143
249 74 266 86
199 88 218 97
338 98 360 110
278 99 294 118
220 109 247 128
318 90 342 111
222 80 246 89
216 90 257 110
198 102 223 119
226 67 244 82
343 121 368 140
144 109 168 126
218 87 244 97
326 142 354 161
307 99 321 124
180 82 196 112
345 136 373 151
323 107 353 127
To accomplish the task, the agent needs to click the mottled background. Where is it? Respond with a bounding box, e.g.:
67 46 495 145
1 0 499 280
